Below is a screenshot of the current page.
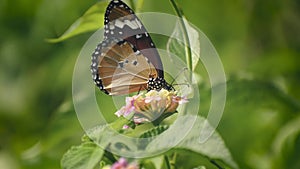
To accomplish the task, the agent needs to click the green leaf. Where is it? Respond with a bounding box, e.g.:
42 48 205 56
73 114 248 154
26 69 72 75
205 78 300 169
47 1 108 43
60 118 131 169
167 18 200 71
271 115 300 169
142 156 165 169
226 79 300 114
147 115 238 169
135 0 145 12
141 160 157 169
86 117 141 154
194 166 206 169
87 117 129 142
139 125 169 138
138 125 169 149
61 141 104 169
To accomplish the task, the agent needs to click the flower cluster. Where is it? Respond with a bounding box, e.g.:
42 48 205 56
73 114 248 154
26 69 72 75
115 89 188 124
109 158 138 169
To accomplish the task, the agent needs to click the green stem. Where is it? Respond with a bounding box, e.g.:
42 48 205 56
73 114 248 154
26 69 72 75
210 160 225 169
104 148 117 163
164 155 172 169
169 0 192 80
170 152 177 169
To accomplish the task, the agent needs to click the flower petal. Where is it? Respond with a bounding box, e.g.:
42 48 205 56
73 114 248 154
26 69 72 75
114 89 188 124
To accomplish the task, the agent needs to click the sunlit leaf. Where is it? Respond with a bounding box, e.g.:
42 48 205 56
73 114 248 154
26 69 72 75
47 1 108 43
147 115 238 169
60 117 131 169
61 141 104 169
167 18 200 71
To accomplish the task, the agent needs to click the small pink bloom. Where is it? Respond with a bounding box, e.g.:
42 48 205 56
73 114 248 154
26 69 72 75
111 158 139 169
114 89 188 124
173 95 188 104
114 105 134 117
122 125 130 129
111 158 127 169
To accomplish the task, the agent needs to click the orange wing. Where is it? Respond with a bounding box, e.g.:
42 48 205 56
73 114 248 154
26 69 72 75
103 0 165 78
93 39 158 95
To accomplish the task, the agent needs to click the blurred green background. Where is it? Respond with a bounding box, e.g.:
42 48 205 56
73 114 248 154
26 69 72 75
0 0 299 169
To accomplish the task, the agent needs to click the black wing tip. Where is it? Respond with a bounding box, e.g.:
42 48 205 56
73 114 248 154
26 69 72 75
91 48 110 95
107 0 132 11
93 74 110 95
101 88 110 95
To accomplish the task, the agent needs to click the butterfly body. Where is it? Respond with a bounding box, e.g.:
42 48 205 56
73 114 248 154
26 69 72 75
91 0 171 95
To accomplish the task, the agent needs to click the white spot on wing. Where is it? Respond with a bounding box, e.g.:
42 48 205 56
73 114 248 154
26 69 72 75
109 24 115 30
114 18 142 30
135 18 142 29
126 19 141 29
115 19 125 28
136 34 142 39
134 50 141 55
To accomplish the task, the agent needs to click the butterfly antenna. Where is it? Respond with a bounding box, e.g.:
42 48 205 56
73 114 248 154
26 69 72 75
172 83 190 87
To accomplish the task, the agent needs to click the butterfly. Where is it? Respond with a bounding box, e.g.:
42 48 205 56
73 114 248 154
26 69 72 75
91 0 172 95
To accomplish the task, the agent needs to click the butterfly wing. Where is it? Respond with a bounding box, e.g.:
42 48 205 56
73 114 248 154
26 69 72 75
92 38 157 95
103 0 164 77
91 0 165 95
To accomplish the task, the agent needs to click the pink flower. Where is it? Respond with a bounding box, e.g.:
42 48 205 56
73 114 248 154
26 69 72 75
115 89 188 124
173 95 188 104
111 158 139 169
122 125 130 130
115 94 142 117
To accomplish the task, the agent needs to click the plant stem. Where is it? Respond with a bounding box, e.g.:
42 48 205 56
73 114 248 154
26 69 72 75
210 160 225 169
104 148 117 163
170 152 177 169
164 155 172 169
169 0 193 79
